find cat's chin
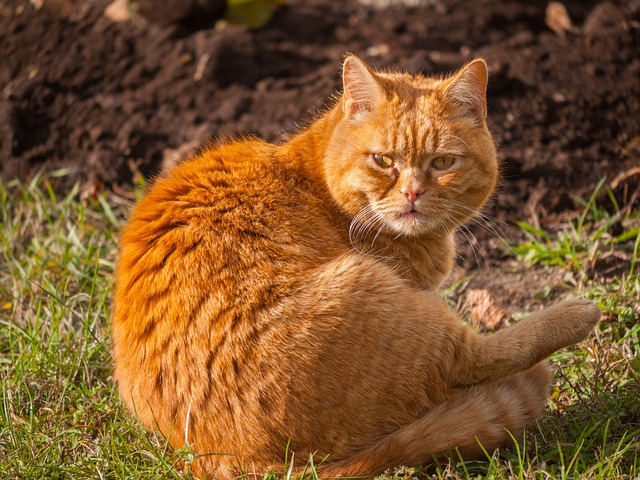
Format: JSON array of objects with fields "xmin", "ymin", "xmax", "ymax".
[{"xmin": 386, "ymin": 211, "xmax": 435, "ymax": 237}]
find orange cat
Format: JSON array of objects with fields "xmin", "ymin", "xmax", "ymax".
[{"xmin": 111, "ymin": 56, "xmax": 600, "ymax": 479}]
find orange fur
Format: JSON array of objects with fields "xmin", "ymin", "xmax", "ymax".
[{"xmin": 111, "ymin": 57, "xmax": 600, "ymax": 479}]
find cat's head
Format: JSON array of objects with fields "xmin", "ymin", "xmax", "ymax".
[{"xmin": 323, "ymin": 55, "xmax": 498, "ymax": 239}]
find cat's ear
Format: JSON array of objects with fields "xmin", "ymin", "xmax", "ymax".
[
  {"xmin": 444, "ymin": 59, "xmax": 488, "ymax": 122},
  {"xmin": 342, "ymin": 55, "xmax": 385, "ymax": 119}
]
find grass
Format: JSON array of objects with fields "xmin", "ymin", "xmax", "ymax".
[
  {"xmin": 0, "ymin": 171, "xmax": 191, "ymax": 478},
  {"xmin": 1, "ymin": 171, "xmax": 638, "ymax": 479}
]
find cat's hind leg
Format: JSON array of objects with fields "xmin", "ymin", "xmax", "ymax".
[{"xmin": 319, "ymin": 361, "xmax": 551, "ymax": 477}]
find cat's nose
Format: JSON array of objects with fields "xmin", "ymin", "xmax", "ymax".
[{"xmin": 402, "ymin": 187, "xmax": 424, "ymax": 203}]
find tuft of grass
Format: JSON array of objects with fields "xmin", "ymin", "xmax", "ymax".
[
  {"xmin": 0, "ymin": 172, "xmax": 192, "ymax": 479},
  {"xmin": 514, "ymin": 177, "xmax": 640, "ymax": 320},
  {"xmin": 475, "ymin": 178, "xmax": 640, "ymax": 480},
  {"xmin": 1, "ymin": 172, "xmax": 638, "ymax": 479},
  {"xmin": 514, "ymin": 179, "xmax": 637, "ymax": 265}
]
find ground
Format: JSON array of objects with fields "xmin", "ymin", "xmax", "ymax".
[
  {"xmin": 2, "ymin": 0, "xmax": 638, "ymax": 316},
  {"xmin": 1, "ymin": 1, "xmax": 639, "ymax": 477}
]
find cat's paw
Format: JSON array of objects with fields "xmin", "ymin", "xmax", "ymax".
[{"xmin": 544, "ymin": 299, "xmax": 601, "ymax": 343}]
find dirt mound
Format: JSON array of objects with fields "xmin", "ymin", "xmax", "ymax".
[{"xmin": 1, "ymin": 0, "xmax": 638, "ymax": 225}]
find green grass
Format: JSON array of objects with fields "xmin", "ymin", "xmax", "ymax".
[
  {"xmin": 0, "ymin": 172, "xmax": 191, "ymax": 478},
  {"xmin": 1, "ymin": 172, "xmax": 638, "ymax": 479}
]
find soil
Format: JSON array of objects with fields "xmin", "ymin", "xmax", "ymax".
[{"xmin": 1, "ymin": 0, "xmax": 639, "ymax": 317}]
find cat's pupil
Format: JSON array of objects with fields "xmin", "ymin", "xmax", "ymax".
[
  {"xmin": 432, "ymin": 157, "xmax": 455, "ymax": 170},
  {"xmin": 373, "ymin": 154, "xmax": 393, "ymax": 168}
]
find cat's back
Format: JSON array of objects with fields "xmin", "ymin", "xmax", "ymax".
[
  {"xmin": 134, "ymin": 138, "xmax": 322, "ymax": 238},
  {"xmin": 114, "ymin": 137, "xmax": 346, "ymax": 338},
  {"xmin": 112, "ymin": 137, "xmax": 350, "ymax": 446}
]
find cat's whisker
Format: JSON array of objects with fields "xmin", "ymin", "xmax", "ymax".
[
  {"xmin": 445, "ymin": 199, "xmax": 503, "ymax": 233},
  {"xmin": 424, "ymin": 206, "xmax": 488, "ymax": 270},
  {"xmin": 444, "ymin": 199, "xmax": 517, "ymax": 257},
  {"xmin": 458, "ymin": 223, "xmax": 488, "ymax": 270},
  {"xmin": 349, "ymin": 206, "xmax": 395, "ymax": 259},
  {"xmin": 371, "ymin": 228, "xmax": 384, "ymax": 247},
  {"xmin": 448, "ymin": 134, "xmax": 469, "ymax": 148},
  {"xmin": 369, "ymin": 213, "xmax": 388, "ymax": 247},
  {"xmin": 349, "ymin": 207, "xmax": 372, "ymax": 242},
  {"xmin": 436, "ymin": 200, "xmax": 515, "ymax": 267},
  {"xmin": 350, "ymin": 206, "xmax": 379, "ymax": 243}
]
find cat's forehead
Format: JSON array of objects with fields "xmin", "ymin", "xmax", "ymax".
[
  {"xmin": 377, "ymin": 104, "xmax": 464, "ymax": 161},
  {"xmin": 378, "ymin": 71, "xmax": 445, "ymax": 98},
  {"xmin": 364, "ymin": 70, "xmax": 467, "ymax": 160}
]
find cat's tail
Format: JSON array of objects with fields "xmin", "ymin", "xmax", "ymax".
[{"xmin": 316, "ymin": 362, "xmax": 551, "ymax": 478}]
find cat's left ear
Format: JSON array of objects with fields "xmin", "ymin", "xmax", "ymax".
[
  {"xmin": 342, "ymin": 55, "xmax": 385, "ymax": 119},
  {"xmin": 444, "ymin": 59, "xmax": 488, "ymax": 122}
]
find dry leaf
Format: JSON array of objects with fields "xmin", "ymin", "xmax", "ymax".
[
  {"xmin": 545, "ymin": 2, "xmax": 576, "ymax": 37},
  {"xmin": 466, "ymin": 289, "xmax": 509, "ymax": 330},
  {"xmin": 105, "ymin": 0, "xmax": 131, "ymax": 22},
  {"xmin": 79, "ymin": 179, "xmax": 105, "ymax": 206}
]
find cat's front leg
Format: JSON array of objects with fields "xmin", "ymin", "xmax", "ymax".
[{"xmin": 451, "ymin": 299, "xmax": 601, "ymax": 386}]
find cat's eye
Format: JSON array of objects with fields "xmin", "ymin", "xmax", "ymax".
[
  {"xmin": 431, "ymin": 157, "xmax": 456, "ymax": 170},
  {"xmin": 373, "ymin": 154, "xmax": 394, "ymax": 168}
]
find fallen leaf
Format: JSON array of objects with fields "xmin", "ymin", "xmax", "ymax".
[
  {"xmin": 104, "ymin": 0, "xmax": 130, "ymax": 22},
  {"xmin": 545, "ymin": 2, "xmax": 576, "ymax": 37},
  {"xmin": 466, "ymin": 289, "xmax": 509, "ymax": 330}
]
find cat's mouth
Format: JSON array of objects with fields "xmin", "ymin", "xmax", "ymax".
[
  {"xmin": 393, "ymin": 208, "xmax": 432, "ymax": 235},
  {"xmin": 399, "ymin": 209, "xmax": 422, "ymax": 220},
  {"xmin": 376, "ymin": 206, "xmax": 430, "ymax": 236}
]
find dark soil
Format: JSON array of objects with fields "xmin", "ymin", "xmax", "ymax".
[{"xmin": 1, "ymin": 0, "xmax": 639, "ymax": 312}]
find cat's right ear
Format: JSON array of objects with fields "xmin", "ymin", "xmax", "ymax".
[
  {"xmin": 443, "ymin": 59, "xmax": 488, "ymax": 123},
  {"xmin": 342, "ymin": 55, "xmax": 384, "ymax": 119}
]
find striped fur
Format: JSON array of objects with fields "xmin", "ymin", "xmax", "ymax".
[{"xmin": 111, "ymin": 57, "xmax": 600, "ymax": 479}]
